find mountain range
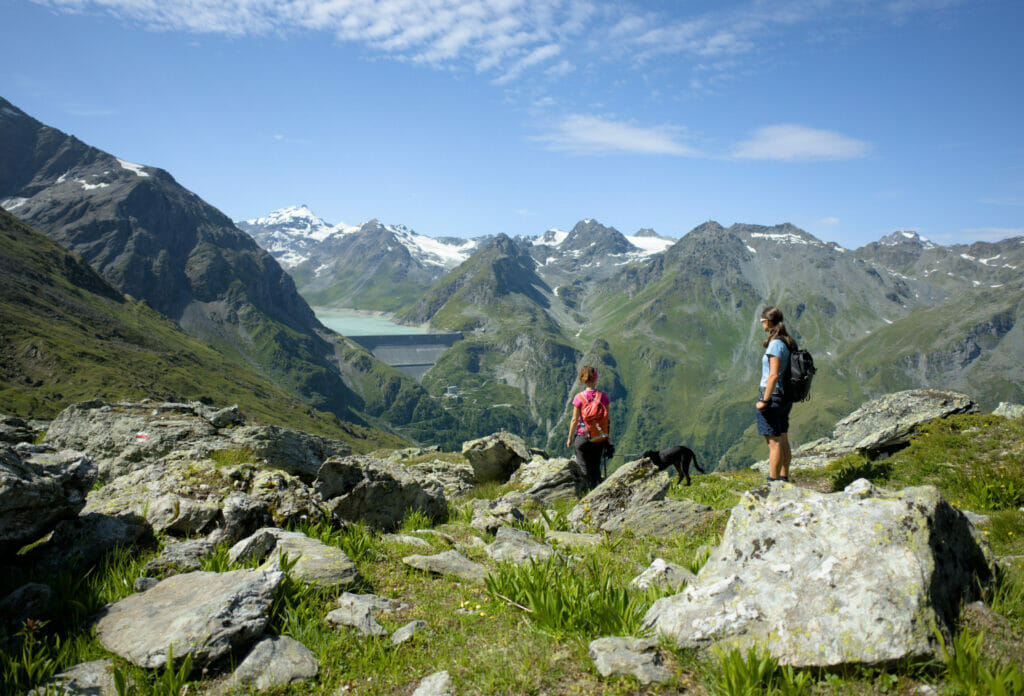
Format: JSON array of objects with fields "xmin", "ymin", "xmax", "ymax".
[
  {"xmin": 243, "ymin": 206, "xmax": 1024, "ymax": 469},
  {"xmin": 3, "ymin": 94, "xmax": 1022, "ymax": 469}
]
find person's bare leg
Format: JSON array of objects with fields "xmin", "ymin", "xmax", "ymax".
[
  {"xmin": 779, "ymin": 434, "xmax": 791, "ymax": 480},
  {"xmin": 766, "ymin": 436, "xmax": 783, "ymax": 479}
]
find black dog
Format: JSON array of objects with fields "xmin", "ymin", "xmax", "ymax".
[{"xmin": 643, "ymin": 446, "xmax": 705, "ymax": 486}]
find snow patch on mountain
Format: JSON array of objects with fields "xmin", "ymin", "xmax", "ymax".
[
  {"xmin": 625, "ymin": 233, "xmax": 673, "ymax": 254},
  {"xmin": 116, "ymin": 159, "xmax": 149, "ymax": 177}
]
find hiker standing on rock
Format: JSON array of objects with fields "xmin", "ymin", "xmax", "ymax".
[
  {"xmin": 757, "ymin": 306, "xmax": 796, "ymax": 483},
  {"xmin": 567, "ymin": 365, "xmax": 611, "ymax": 489}
]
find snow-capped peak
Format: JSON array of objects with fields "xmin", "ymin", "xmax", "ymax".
[
  {"xmin": 532, "ymin": 228, "xmax": 568, "ymax": 246},
  {"xmin": 879, "ymin": 230, "xmax": 935, "ymax": 249}
]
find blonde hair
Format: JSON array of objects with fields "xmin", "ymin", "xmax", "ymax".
[{"xmin": 578, "ymin": 365, "xmax": 598, "ymax": 386}]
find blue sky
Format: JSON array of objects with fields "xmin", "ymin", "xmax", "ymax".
[{"xmin": 3, "ymin": 0, "xmax": 1022, "ymax": 248}]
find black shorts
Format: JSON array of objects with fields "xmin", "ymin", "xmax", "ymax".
[{"xmin": 756, "ymin": 394, "xmax": 791, "ymax": 437}]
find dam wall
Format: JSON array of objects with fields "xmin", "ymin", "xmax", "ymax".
[{"xmin": 350, "ymin": 333, "xmax": 463, "ymax": 381}]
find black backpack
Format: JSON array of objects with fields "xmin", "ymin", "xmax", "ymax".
[{"xmin": 784, "ymin": 346, "xmax": 816, "ymax": 402}]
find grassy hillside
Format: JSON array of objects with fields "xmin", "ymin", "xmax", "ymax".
[
  {"xmin": 0, "ymin": 209, "xmax": 405, "ymax": 450},
  {"xmin": 3, "ymin": 413, "xmax": 1021, "ymax": 695}
]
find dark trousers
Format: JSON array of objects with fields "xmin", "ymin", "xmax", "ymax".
[{"xmin": 573, "ymin": 433, "xmax": 605, "ymax": 489}]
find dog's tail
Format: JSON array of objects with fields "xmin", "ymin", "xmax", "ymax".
[{"xmin": 692, "ymin": 452, "xmax": 706, "ymax": 474}]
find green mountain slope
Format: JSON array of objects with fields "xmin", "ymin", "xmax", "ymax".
[{"xmin": 0, "ymin": 208, "xmax": 405, "ymax": 449}]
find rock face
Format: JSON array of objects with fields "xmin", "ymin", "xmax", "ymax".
[
  {"xmin": 567, "ymin": 457, "xmax": 670, "ymax": 530},
  {"xmin": 760, "ymin": 390, "xmax": 978, "ymax": 471},
  {"xmin": 642, "ymin": 480, "xmax": 994, "ymax": 667},
  {"xmin": 0, "ymin": 445, "xmax": 97, "ymax": 555},
  {"xmin": 461, "ymin": 432, "xmax": 530, "ymax": 483},
  {"xmin": 316, "ymin": 455, "xmax": 447, "ymax": 530},
  {"xmin": 0, "ymin": 415, "xmax": 45, "ymax": 444},
  {"xmin": 95, "ymin": 569, "xmax": 282, "ymax": 668}
]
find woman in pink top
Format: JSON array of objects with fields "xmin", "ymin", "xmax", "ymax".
[{"xmin": 566, "ymin": 365, "xmax": 611, "ymax": 489}]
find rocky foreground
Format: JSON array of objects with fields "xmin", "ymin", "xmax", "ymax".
[{"xmin": 1, "ymin": 390, "xmax": 1021, "ymax": 694}]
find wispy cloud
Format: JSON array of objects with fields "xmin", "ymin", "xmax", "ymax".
[
  {"xmin": 731, "ymin": 124, "xmax": 872, "ymax": 161},
  {"xmin": 818, "ymin": 216, "xmax": 840, "ymax": 226},
  {"xmin": 535, "ymin": 114, "xmax": 698, "ymax": 156},
  {"xmin": 32, "ymin": 0, "xmax": 961, "ymax": 86}
]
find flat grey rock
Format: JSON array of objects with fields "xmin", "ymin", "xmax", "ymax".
[
  {"xmin": 484, "ymin": 526, "xmax": 556, "ymax": 565},
  {"xmin": 412, "ymin": 670, "xmax": 453, "ymax": 696},
  {"xmin": 403, "ymin": 549, "xmax": 487, "ymax": 584},
  {"xmin": 95, "ymin": 569, "xmax": 282, "ymax": 668}
]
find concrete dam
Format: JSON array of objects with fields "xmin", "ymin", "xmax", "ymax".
[{"xmin": 350, "ymin": 333, "xmax": 463, "ymax": 381}]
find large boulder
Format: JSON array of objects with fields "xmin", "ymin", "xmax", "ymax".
[
  {"xmin": 43, "ymin": 399, "xmax": 350, "ymax": 481},
  {"xmin": 404, "ymin": 459, "xmax": 477, "ymax": 498},
  {"xmin": 83, "ymin": 452, "xmax": 327, "ymax": 543},
  {"xmin": 43, "ymin": 400, "xmax": 219, "ymax": 479},
  {"xmin": 507, "ymin": 456, "xmax": 587, "ymax": 504},
  {"xmin": 461, "ymin": 432, "xmax": 530, "ymax": 483},
  {"xmin": 566, "ymin": 457, "xmax": 670, "ymax": 531},
  {"xmin": 642, "ymin": 480, "xmax": 995, "ymax": 668},
  {"xmin": 993, "ymin": 402, "xmax": 1024, "ymax": 419},
  {"xmin": 225, "ymin": 425, "xmax": 350, "ymax": 479},
  {"xmin": 95, "ymin": 569, "xmax": 282, "ymax": 668},
  {"xmin": 0, "ymin": 445, "xmax": 97, "ymax": 555},
  {"xmin": 316, "ymin": 456, "xmax": 447, "ymax": 531},
  {"xmin": 757, "ymin": 390, "xmax": 977, "ymax": 472}
]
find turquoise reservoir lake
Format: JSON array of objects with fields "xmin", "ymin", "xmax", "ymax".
[{"xmin": 314, "ymin": 309, "xmax": 427, "ymax": 336}]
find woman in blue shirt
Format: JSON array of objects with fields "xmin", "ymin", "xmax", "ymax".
[{"xmin": 756, "ymin": 306, "xmax": 796, "ymax": 482}]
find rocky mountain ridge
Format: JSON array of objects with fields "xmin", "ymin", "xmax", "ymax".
[{"xmin": 0, "ymin": 96, "xmax": 464, "ymax": 448}]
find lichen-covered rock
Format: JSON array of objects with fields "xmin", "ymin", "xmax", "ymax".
[
  {"xmin": 229, "ymin": 527, "xmax": 361, "ymax": 588},
  {"xmin": 404, "ymin": 459, "xmax": 476, "ymax": 498},
  {"xmin": 469, "ymin": 499, "xmax": 525, "ymax": 535},
  {"xmin": 325, "ymin": 592, "xmax": 409, "ymax": 636},
  {"xmin": 484, "ymin": 526, "xmax": 556, "ymax": 566},
  {"xmin": 95, "ymin": 569, "xmax": 282, "ymax": 668},
  {"xmin": 403, "ymin": 550, "xmax": 487, "ymax": 584},
  {"xmin": 567, "ymin": 457, "xmax": 670, "ymax": 531},
  {"xmin": 142, "ymin": 538, "xmax": 216, "ymax": 578},
  {"xmin": 599, "ymin": 499, "xmax": 719, "ymax": 537},
  {"xmin": 588, "ymin": 637, "xmax": 670, "ymax": 685},
  {"xmin": 33, "ymin": 659, "xmax": 120, "ymax": 696},
  {"xmin": 0, "ymin": 445, "xmax": 96, "ymax": 555},
  {"xmin": 461, "ymin": 432, "xmax": 530, "ymax": 483},
  {"xmin": 507, "ymin": 456, "xmax": 587, "ymax": 505},
  {"xmin": 42, "ymin": 399, "xmax": 350, "ymax": 481},
  {"xmin": 754, "ymin": 390, "xmax": 978, "ymax": 472},
  {"xmin": 82, "ymin": 452, "xmax": 326, "ymax": 543},
  {"xmin": 316, "ymin": 455, "xmax": 447, "ymax": 531},
  {"xmin": 642, "ymin": 480, "xmax": 995, "ymax": 668},
  {"xmin": 217, "ymin": 636, "xmax": 318, "ymax": 692},
  {"xmin": 43, "ymin": 400, "xmax": 218, "ymax": 479}
]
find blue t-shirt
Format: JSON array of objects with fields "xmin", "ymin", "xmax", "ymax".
[{"xmin": 760, "ymin": 339, "xmax": 790, "ymax": 395}]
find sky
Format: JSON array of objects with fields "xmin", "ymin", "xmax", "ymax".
[{"xmin": 2, "ymin": 0, "xmax": 1023, "ymax": 248}]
